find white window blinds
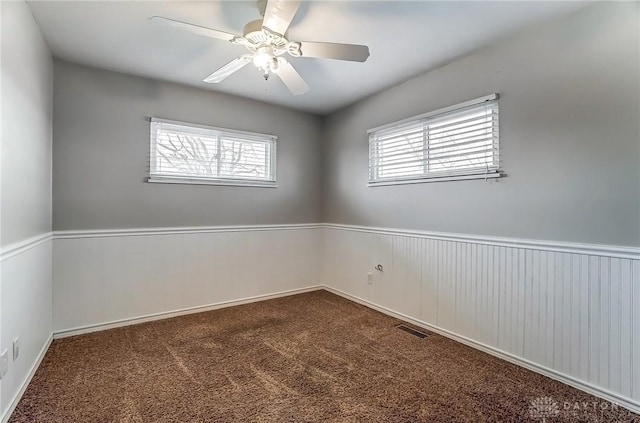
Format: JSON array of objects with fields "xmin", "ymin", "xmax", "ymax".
[
  {"xmin": 368, "ymin": 95, "xmax": 500, "ymax": 185},
  {"xmin": 149, "ymin": 118, "xmax": 276, "ymax": 187}
]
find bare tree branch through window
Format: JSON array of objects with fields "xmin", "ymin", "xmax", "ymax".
[{"xmin": 150, "ymin": 120, "xmax": 275, "ymax": 185}]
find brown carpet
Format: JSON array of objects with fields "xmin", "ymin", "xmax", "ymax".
[{"xmin": 10, "ymin": 290, "xmax": 638, "ymax": 422}]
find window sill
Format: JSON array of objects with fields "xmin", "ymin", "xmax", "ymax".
[
  {"xmin": 147, "ymin": 177, "xmax": 277, "ymax": 188},
  {"xmin": 368, "ymin": 171, "xmax": 503, "ymax": 187}
]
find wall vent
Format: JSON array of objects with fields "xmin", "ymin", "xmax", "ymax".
[{"xmin": 395, "ymin": 324, "xmax": 429, "ymax": 338}]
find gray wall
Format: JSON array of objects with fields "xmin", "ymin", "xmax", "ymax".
[
  {"xmin": 1, "ymin": 1, "xmax": 53, "ymax": 246},
  {"xmin": 0, "ymin": 3, "xmax": 54, "ymax": 418},
  {"xmin": 51, "ymin": 2, "xmax": 640, "ymax": 246},
  {"xmin": 323, "ymin": 1, "xmax": 640, "ymax": 247},
  {"xmin": 53, "ymin": 61, "xmax": 323, "ymax": 230}
]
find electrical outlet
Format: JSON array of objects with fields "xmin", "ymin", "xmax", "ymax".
[
  {"xmin": 13, "ymin": 338, "xmax": 20, "ymax": 361},
  {"xmin": 367, "ymin": 272, "xmax": 373, "ymax": 285},
  {"xmin": 0, "ymin": 349, "xmax": 8, "ymax": 380}
]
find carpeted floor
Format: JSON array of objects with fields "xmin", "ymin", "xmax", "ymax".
[{"xmin": 10, "ymin": 290, "xmax": 638, "ymax": 422}]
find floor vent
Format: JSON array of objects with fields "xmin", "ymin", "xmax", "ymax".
[{"xmin": 395, "ymin": 324, "xmax": 429, "ymax": 338}]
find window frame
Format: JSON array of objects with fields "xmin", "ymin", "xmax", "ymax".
[
  {"xmin": 148, "ymin": 118, "xmax": 277, "ymax": 188},
  {"xmin": 368, "ymin": 94, "xmax": 502, "ymax": 186}
]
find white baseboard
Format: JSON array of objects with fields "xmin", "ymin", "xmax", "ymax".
[
  {"xmin": 1, "ymin": 334, "xmax": 53, "ymax": 423},
  {"xmin": 5, "ymin": 287, "xmax": 323, "ymax": 422},
  {"xmin": 6, "ymin": 286, "xmax": 639, "ymax": 420},
  {"xmin": 54, "ymin": 286, "xmax": 324, "ymax": 339},
  {"xmin": 322, "ymin": 285, "xmax": 640, "ymax": 416}
]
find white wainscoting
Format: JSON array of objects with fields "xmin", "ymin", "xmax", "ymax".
[
  {"xmin": 5, "ymin": 223, "xmax": 640, "ymax": 419},
  {"xmin": 322, "ymin": 224, "xmax": 640, "ymax": 414},
  {"xmin": 0, "ymin": 234, "xmax": 53, "ymax": 423},
  {"xmin": 53, "ymin": 225, "xmax": 322, "ymax": 335}
]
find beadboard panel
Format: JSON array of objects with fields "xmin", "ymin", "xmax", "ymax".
[
  {"xmin": 323, "ymin": 226, "xmax": 640, "ymax": 409},
  {"xmin": 0, "ymin": 238, "xmax": 52, "ymax": 420},
  {"xmin": 53, "ymin": 227, "xmax": 321, "ymax": 333}
]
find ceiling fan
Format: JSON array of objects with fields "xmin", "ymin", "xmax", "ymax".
[{"xmin": 150, "ymin": 0, "xmax": 370, "ymax": 95}]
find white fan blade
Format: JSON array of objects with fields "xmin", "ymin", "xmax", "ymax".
[
  {"xmin": 262, "ymin": 0, "xmax": 301, "ymax": 36},
  {"xmin": 276, "ymin": 60, "xmax": 309, "ymax": 95},
  {"xmin": 150, "ymin": 16, "xmax": 237, "ymax": 41},
  {"xmin": 203, "ymin": 56, "xmax": 252, "ymax": 83},
  {"xmin": 299, "ymin": 41, "xmax": 370, "ymax": 62}
]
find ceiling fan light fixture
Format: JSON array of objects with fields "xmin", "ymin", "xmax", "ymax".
[
  {"xmin": 269, "ymin": 57, "xmax": 282, "ymax": 73},
  {"xmin": 252, "ymin": 47, "xmax": 282, "ymax": 78},
  {"xmin": 253, "ymin": 48, "xmax": 273, "ymax": 69}
]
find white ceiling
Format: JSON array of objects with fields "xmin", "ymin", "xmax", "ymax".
[{"xmin": 28, "ymin": 1, "xmax": 588, "ymax": 115}]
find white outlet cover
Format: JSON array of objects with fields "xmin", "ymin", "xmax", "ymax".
[
  {"xmin": 0, "ymin": 349, "xmax": 8, "ymax": 380},
  {"xmin": 367, "ymin": 272, "xmax": 373, "ymax": 285},
  {"xmin": 13, "ymin": 338, "xmax": 20, "ymax": 361}
]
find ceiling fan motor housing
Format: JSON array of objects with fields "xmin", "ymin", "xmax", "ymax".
[
  {"xmin": 240, "ymin": 20, "xmax": 301, "ymax": 58},
  {"xmin": 243, "ymin": 19, "xmax": 267, "ymax": 44}
]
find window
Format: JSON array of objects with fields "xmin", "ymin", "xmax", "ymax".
[
  {"xmin": 149, "ymin": 118, "xmax": 276, "ymax": 187},
  {"xmin": 368, "ymin": 94, "xmax": 500, "ymax": 185}
]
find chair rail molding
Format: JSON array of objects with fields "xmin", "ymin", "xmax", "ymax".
[{"xmin": 323, "ymin": 223, "xmax": 640, "ymax": 260}]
